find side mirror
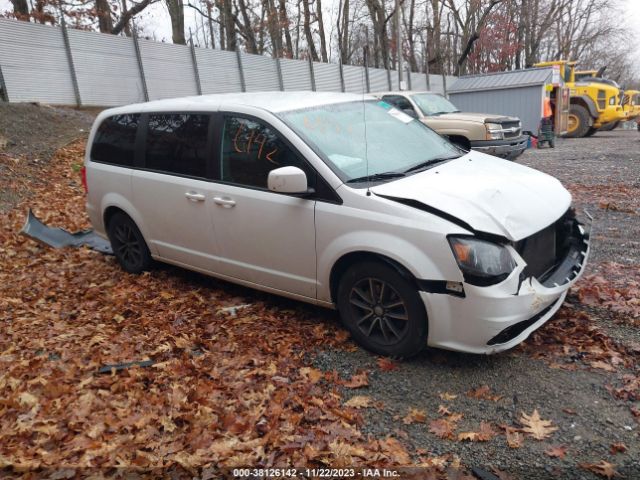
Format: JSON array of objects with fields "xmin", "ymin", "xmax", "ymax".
[{"xmin": 268, "ymin": 166, "xmax": 310, "ymax": 195}]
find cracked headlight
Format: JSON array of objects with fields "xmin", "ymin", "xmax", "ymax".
[
  {"xmin": 448, "ymin": 236, "xmax": 517, "ymax": 286},
  {"xmin": 485, "ymin": 122, "xmax": 503, "ymax": 140}
]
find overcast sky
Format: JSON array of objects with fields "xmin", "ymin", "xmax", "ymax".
[{"xmin": 1, "ymin": 0, "xmax": 639, "ymax": 74}]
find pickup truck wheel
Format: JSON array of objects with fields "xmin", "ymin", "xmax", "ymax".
[
  {"xmin": 107, "ymin": 212, "xmax": 152, "ymax": 274},
  {"xmin": 566, "ymin": 105, "xmax": 591, "ymax": 138},
  {"xmin": 337, "ymin": 261, "xmax": 428, "ymax": 358}
]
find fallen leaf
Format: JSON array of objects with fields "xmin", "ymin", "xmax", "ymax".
[
  {"xmin": 344, "ymin": 396, "xmax": 373, "ymax": 409},
  {"xmin": 341, "ymin": 371, "xmax": 369, "ymax": 389},
  {"xmin": 457, "ymin": 422, "xmax": 496, "ymax": 442},
  {"xmin": 467, "ymin": 385, "xmax": 503, "ymax": 402},
  {"xmin": 544, "ymin": 445, "xmax": 568, "ymax": 459},
  {"xmin": 519, "ymin": 409, "xmax": 558, "ymax": 440},
  {"xmin": 439, "ymin": 392, "xmax": 457, "ymax": 401},
  {"xmin": 580, "ymin": 460, "xmax": 620, "ymax": 479},
  {"xmin": 429, "ymin": 419, "xmax": 455, "ymax": 439},
  {"xmin": 610, "ymin": 442, "xmax": 627, "ymax": 455},
  {"xmin": 505, "ymin": 427, "xmax": 524, "ymax": 448},
  {"xmin": 590, "ymin": 360, "xmax": 616, "ymax": 372},
  {"xmin": 402, "ymin": 408, "xmax": 427, "ymax": 425},
  {"xmin": 376, "ymin": 357, "xmax": 399, "ymax": 372},
  {"xmin": 18, "ymin": 392, "xmax": 38, "ymax": 408},
  {"xmin": 300, "ymin": 367, "xmax": 324, "ymax": 384}
]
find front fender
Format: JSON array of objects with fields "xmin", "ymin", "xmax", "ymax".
[{"xmin": 316, "ymin": 230, "xmax": 462, "ymax": 303}]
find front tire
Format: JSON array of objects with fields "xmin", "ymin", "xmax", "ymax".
[
  {"xmin": 107, "ymin": 212, "xmax": 152, "ymax": 274},
  {"xmin": 337, "ymin": 261, "xmax": 428, "ymax": 357},
  {"xmin": 566, "ymin": 104, "xmax": 591, "ymax": 138}
]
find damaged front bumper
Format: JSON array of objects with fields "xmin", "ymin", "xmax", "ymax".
[
  {"xmin": 422, "ymin": 212, "xmax": 591, "ymax": 354},
  {"xmin": 470, "ymin": 135, "xmax": 529, "ymax": 160}
]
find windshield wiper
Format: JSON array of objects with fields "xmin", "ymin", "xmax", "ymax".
[
  {"xmin": 403, "ymin": 155, "xmax": 461, "ymax": 174},
  {"xmin": 430, "ymin": 110, "xmax": 459, "ymax": 116},
  {"xmin": 346, "ymin": 172, "xmax": 406, "ymax": 184}
]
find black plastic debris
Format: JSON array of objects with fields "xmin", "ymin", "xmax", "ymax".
[
  {"xmin": 20, "ymin": 209, "xmax": 113, "ymax": 255},
  {"xmin": 97, "ymin": 360, "xmax": 156, "ymax": 374}
]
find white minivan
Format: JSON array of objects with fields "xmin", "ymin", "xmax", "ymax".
[{"xmin": 85, "ymin": 92, "xmax": 590, "ymax": 357}]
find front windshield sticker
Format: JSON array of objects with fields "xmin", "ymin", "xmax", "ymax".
[
  {"xmin": 377, "ymin": 101, "xmax": 392, "ymax": 110},
  {"xmin": 388, "ymin": 108, "xmax": 413, "ymax": 124}
]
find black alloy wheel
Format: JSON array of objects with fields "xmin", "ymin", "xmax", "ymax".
[
  {"xmin": 337, "ymin": 261, "xmax": 428, "ymax": 357},
  {"xmin": 107, "ymin": 212, "xmax": 152, "ymax": 274}
]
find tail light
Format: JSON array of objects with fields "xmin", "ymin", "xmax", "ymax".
[{"xmin": 81, "ymin": 166, "xmax": 88, "ymax": 194}]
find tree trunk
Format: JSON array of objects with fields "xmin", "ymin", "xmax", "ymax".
[
  {"xmin": 206, "ymin": 0, "xmax": 216, "ymax": 48},
  {"xmin": 316, "ymin": 0, "xmax": 329, "ymax": 62},
  {"xmin": 302, "ymin": 0, "xmax": 319, "ymax": 61},
  {"xmin": 278, "ymin": 0, "xmax": 294, "ymax": 58},
  {"xmin": 237, "ymin": 0, "xmax": 258, "ymax": 53},
  {"xmin": 165, "ymin": 0, "xmax": 186, "ymax": 44},
  {"xmin": 10, "ymin": 0, "xmax": 29, "ymax": 20},
  {"xmin": 96, "ymin": 0, "xmax": 114, "ymax": 33}
]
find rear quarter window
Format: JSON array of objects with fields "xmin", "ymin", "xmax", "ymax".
[{"xmin": 90, "ymin": 114, "xmax": 140, "ymax": 166}]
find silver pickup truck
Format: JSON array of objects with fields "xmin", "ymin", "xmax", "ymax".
[{"xmin": 376, "ymin": 91, "xmax": 529, "ymax": 160}]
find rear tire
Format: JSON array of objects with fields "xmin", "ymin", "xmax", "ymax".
[
  {"xmin": 566, "ymin": 104, "xmax": 591, "ymax": 138},
  {"xmin": 107, "ymin": 212, "xmax": 152, "ymax": 274},
  {"xmin": 599, "ymin": 121, "xmax": 619, "ymax": 132},
  {"xmin": 337, "ymin": 261, "xmax": 428, "ymax": 358}
]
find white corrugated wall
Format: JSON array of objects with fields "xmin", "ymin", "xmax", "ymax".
[
  {"xmin": 241, "ymin": 53, "xmax": 280, "ymax": 92},
  {"xmin": 368, "ymin": 68, "xmax": 389, "ymax": 92},
  {"xmin": 195, "ymin": 48, "xmax": 242, "ymax": 94},
  {"xmin": 342, "ymin": 65, "xmax": 366, "ymax": 93},
  {"xmin": 68, "ymin": 29, "xmax": 144, "ymax": 106},
  {"xmin": 280, "ymin": 58, "xmax": 311, "ymax": 91},
  {"xmin": 313, "ymin": 62, "xmax": 342, "ymax": 92},
  {"xmin": 139, "ymin": 40, "xmax": 198, "ymax": 100},
  {"xmin": 0, "ymin": 19, "xmax": 76, "ymax": 104}
]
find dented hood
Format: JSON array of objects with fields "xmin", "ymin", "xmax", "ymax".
[{"xmin": 370, "ymin": 152, "xmax": 571, "ymax": 241}]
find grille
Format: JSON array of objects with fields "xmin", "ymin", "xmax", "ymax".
[
  {"xmin": 500, "ymin": 120, "xmax": 521, "ymax": 139},
  {"xmin": 514, "ymin": 210, "xmax": 576, "ymax": 282}
]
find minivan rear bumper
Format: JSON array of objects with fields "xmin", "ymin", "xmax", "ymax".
[{"xmin": 470, "ymin": 135, "xmax": 528, "ymax": 160}]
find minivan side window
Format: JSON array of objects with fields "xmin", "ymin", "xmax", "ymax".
[
  {"xmin": 145, "ymin": 113, "xmax": 210, "ymax": 178},
  {"xmin": 91, "ymin": 114, "xmax": 140, "ymax": 166},
  {"xmin": 220, "ymin": 116, "xmax": 313, "ymax": 189}
]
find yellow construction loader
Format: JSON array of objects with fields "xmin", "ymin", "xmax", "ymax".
[
  {"xmin": 575, "ymin": 69, "xmax": 637, "ymax": 131},
  {"xmin": 534, "ymin": 61, "xmax": 626, "ymax": 137}
]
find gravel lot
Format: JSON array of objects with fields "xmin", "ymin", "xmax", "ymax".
[
  {"xmin": 312, "ymin": 131, "xmax": 640, "ymax": 479},
  {"xmin": 1, "ymin": 103, "xmax": 639, "ymax": 478}
]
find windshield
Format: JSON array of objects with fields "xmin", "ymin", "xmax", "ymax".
[
  {"xmin": 278, "ymin": 100, "xmax": 461, "ymax": 183},
  {"xmin": 411, "ymin": 93, "xmax": 459, "ymax": 116}
]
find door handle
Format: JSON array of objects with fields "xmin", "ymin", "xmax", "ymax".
[
  {"xmin": 213, "ymin": 196, "xmax": 236, "ymax": 208},
  {"xmin": 185, "ymin": 191, "xmax": 205, "ymax": 202}
]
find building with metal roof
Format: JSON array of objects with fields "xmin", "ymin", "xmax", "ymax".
[{"xmin": 448, "ymin": 67, "xmax": 562, "ymax": 133}]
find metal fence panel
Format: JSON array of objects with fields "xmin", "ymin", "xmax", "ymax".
[
  {"xmin": 139, "ymin": 40, "xmax": 198, "ymax": 100},
  {"xmin": 367, "ymin": 67, "xmax": 388, "ymax": 92},
  {"xmin": 0, "ymin": 19, "xmax": 76, "ymax": 104},
  {"xmin": 410, "ymin": 72, "xmax": 427, "ymax": 91},
  {"xmin": 342, "ymin": 65, "xmax": 367, "ymax": 93},
  {"xmin": 195, "ymin": 48, "xmax": 242, "ymax": 94},
  {"xmin": 241, "ymin": 53, "xmax": 280, "ymax": 92},
  {"xmin": 68, "ymin": 29, "xmax": 144, "ymax": 106},
  {"xmin": 313, "ymin": 62, "xmax": 341, "ymax": 92},
  {"xmin": 280, "ymin": 58, "xmax": 312, "ymax": 91},
  {"xmin": 389, "ymin": 70, "xmax": 400, "ymax": 90}
]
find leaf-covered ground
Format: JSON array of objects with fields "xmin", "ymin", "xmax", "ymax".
[{"xmin": 1, "ymin": 106, "xmax": 639, "ymax": 479}]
